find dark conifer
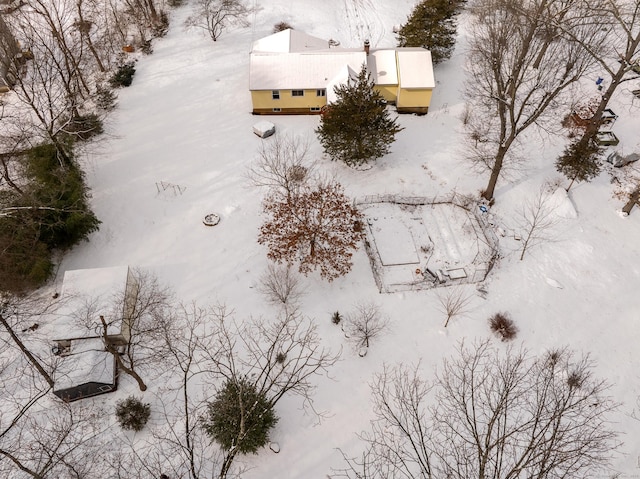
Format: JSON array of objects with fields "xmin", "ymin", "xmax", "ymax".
[
  {"xmin": 397, "ymin": 0, "xmax": 462, "ymax": 64},
  {"xmin": 316, "ymin": 65, "xmax": 403, "ymax": 167},
  {"xmin": 556, "ymin": 136, "xmax": 602, "ymax": 191},
  {"xmin": 203, "ymin": 378, "xmax": 277, "ymax": 454}
]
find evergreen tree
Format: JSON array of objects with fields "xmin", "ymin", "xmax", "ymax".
[
  {"xmin": 203, "ymin": 378, "xmax": 278, "ymax": 455},
  {"xmin": 24, "ymin": 144, "xmax": 100, "ymax": 249},
  {"xmin": 397, "ymin": 0, "xmax": 461, "ymax": 64},
  {"xmin": 316, "ymin": 65, "xmax": 403, "ymax": 167},
  {"xmin": 115, "ymin": 396, "xmax": 151, "ymax": 432},
  {"xmin": 556, "ymin": 136, "xmax": 602, "ymax": 192}
]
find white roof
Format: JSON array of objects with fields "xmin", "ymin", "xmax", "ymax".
[
  {"xmin": 326, "ymin": 64, "xmax": 359, "ymax": 103},
  {"xmin": 250, "ymin": 51, "xmax": 367, "ymax": 90},
  {"xmin": 52, "ymin": 266, "xmax": 130, "ymax": 341},
  {"xmin": 251, "ymin": 29, "xmax": 329, "ymax": 53},
  {"xmin": 367, "ymin": 49, "xmax": 398, "ymax": 86},
  {"xmin": 53, "ymin": 338, "xmax": 115, "ymax": 391},
  {"xmin": 397, "ymin": 48, "xmax": 435, "ymax": 89}
]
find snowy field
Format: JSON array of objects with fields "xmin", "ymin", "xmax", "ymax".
[{"xmin": 16, "ymin": 0, "xmax": 640, "ymax": 477}]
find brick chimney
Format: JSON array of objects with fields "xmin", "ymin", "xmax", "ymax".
[{"xmin": 364, "ymin": 39, "xmax": 370, "ymax": 56}]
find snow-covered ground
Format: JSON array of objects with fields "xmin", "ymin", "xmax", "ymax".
[{"xmin": 37, "ymin": 0, "xmax": 640, "ymax": 477}]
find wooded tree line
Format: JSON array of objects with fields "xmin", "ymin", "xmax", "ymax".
[
  {"xmin": 0, "ymin": 0, "xmax": 264, "ymax": 291},
  {"xmin": 0, "ymin": 0, "xmax": 173, "ymax": 291}
]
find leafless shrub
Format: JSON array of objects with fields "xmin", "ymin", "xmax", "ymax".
[
  {"xmin": 247, "ymin": 133, "xmax": 314, "ymax": 200},
  {"xmin": 343, "ymin": 302, "xmax": 388, "ymax": 355},
  {"xmin": 437, "ymin": 286, "xmax": 474, "ymax": 327},
  {"xmin": 257, "ymin": 263, "xmax": 305, "ymax": 307},
  {"xmin": 489, "ymin": 312, "xmax": 517, "ymax": 341},
  {"xmin": 517, "ymin": 186, "xmax": 559, "ymax": 260}
]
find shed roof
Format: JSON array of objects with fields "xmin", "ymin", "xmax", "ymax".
[
  {"xmin": 52, "ymin": 266, "xmax": 130, "ymax": 341},
  {"xmin": 251, "ymin": 29, "xmax": 329, "ymax": 53},
  {"xmin": 250, "ymin": 51, "xmax": 367, "ymax": 90},
  {"xmin": 53, "ymin": 338, "xmax": 115, "ymax": 392},
  {"xmin": 367, "ymin": 49, "xmax": 398, "ymax": 86},
  {"xmin": 396, "ymin": 48, "xmax": 435, "ymax": 89}
]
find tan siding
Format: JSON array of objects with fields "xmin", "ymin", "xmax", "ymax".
[
  {"xmin": 252, "ymin": 89, "xmax": 327, "ymax": 113},
  {"xmin": 397, "ymin": 88, "xmax": 432, "ymax": 108},
  {"xmin": 374, "ymin": 85, "xmax": 398, "ymax": 103}
]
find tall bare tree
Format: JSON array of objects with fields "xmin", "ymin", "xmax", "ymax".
[
  {"xmin": 110, "ymin": 303, "xmax": 223, "ymax": 479},
  {"xmin": 465, "ymin": 0, "xmax": 604, "ymax": 201},
  {"xmin": 108, "ymin": 302, "xmax": 339, "ymax": 479},
  {"xmin": 0, "ymin": 292, "xmax": 60, "ymax": 387},
  {"xmin": 185, "ymin": 0, "xmax": 255, "ymax": 41},
  {"xmin": 202, "ymin": 307, "xmax": 340, "ymax": 479},
  {"xmin": 341, "ymin": 341, "xmax": 619, "ymax": 479},
  {"xmin": 247, "ymin": 133, "xmax": 315, "ymax": 202},
  {"xmin": 7, "ymin": 10, "xmax": 83, "ymax": 163},
  {"xmin": 0, "ymin": 296, "xmax": 109, "ymax": 479},
  {"xmin": 558, "ymin": 0, "xmax": 640, "ymax": 149},
  {"xmin": 77, "ymin": 269, "xmax": 175, "ymax": 391},
  {"xmin": 0, "ymin": 399, "xmax": 108, "ymax": 479}
]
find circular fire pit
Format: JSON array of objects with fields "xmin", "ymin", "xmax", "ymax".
[{"xmin": 203, "ymin": 213, "xmax": 220, "ymax": 226}]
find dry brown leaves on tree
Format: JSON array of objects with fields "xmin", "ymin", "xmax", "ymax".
[{"xmin": 258, "ymin": 182, "xmax": 364, "ymax": 281}]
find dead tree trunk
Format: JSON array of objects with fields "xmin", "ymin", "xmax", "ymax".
[
  {"xmin": 100, "ymin": 316, "xmax": 147, "ymax": 391},
  {"xmin": 622, "ymin": 185, "xmax": 640, "ymax": 215}
]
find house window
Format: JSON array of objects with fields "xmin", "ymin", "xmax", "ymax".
[
  {"xmin": 272, "ymin": 90, "xmax": 280, "ymax": 100},
  {"xmin": 316, "ymin": 89, "xmax": 326, "ymax": 97},
  {"xmin": 272, "ymin": 108, "xmax": 281, "ymax": 112},
  {"xmin": 310, "ymin": 107, "xmax": 321, "ymax": 112},
  {"xmin": 292, "ymin": 90, "xmax": 304, "ymax": 97}
]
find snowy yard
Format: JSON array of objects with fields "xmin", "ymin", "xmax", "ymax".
[
  {"xmin": 50, "ymin": 1, "xmax": 640, "ymax": 476},
  {"xmin": 3, "ymin": 0, "xmax": 640, "ymax": 478}
]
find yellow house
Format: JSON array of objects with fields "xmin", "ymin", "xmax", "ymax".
[
  {"xmin": 368, "ymin": 48, "xmax": 435, "ymax": 114},
  {"xmin": 249, "ymin": 29, "xmax": 435, "ymax": 115}
]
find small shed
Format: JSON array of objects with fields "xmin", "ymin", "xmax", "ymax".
[
  {"xmin": 52, "ymin": 266, "xmax": 139, "ymax": 346},
  {"xmin": 53, "ymin": 338, "xmax": 117, "ymax": 402}
]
